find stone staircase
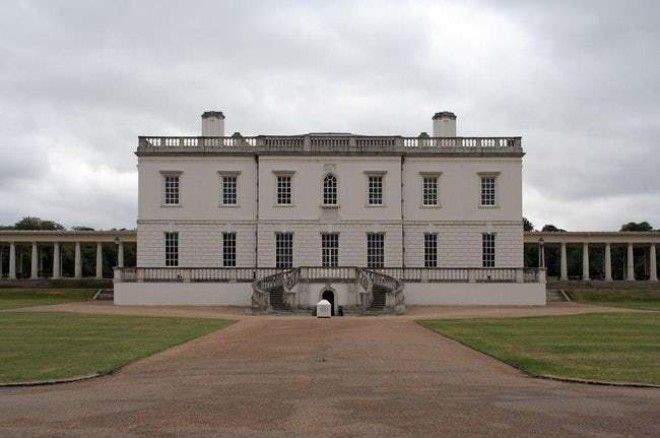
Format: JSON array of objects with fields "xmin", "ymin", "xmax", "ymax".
[
  {"xmin": 362, "ymin": 287, "xmax": 388, "ymax": 315},
  {"xmin": 93, "ymin": 289, "xmax": 114, "ymax": 301},
  {"xmin": 546, "ymin": 289, "xmax": 569, "ymax": 303},
  {"xmin": 269, "ymin": 287, "xmax": 291, "ymax": 313}
]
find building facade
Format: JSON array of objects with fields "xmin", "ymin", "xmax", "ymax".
[
  {"xmin": 115, "ymin": 111, "xmax": 545, "ymax": 309},
  {"xmin": 138, "ymin": 111, "xmax": 523, "ymax": 270}
]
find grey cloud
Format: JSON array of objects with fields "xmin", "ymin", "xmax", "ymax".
[{"xmin": 0, "ymin": 0, "xmax": 658, "ymax": 230}]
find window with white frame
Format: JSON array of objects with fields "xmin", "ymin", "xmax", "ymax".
[
  {"xmin": 422, "ymin": 176, "xmax": 439, "ymax": 206},
  {"xmin": 424, "ymin": 233, "xmax": 438, "ymax": 267},
  {"xmin": 482, "ymin": 233, "xmax": 495, "ymax": 267},
  {"xmin": 323, "ymin": 174, "xmax": 338, "ymax": 206},
  {"xmin": 222, "ymin": 232, "xmax": 236, "ymax": 267},
  {"xmin": 164, "ymin": 175, "xmax": 180, "ymax": 205},
  {"xmin": 221, "ymin": 176, "xmax": 237, "ymax": 205},
  {"xmin": 367, "ymin": 232, "xmax": 385, "ymax": 268},
  {"xmin": 276, "ymin": 175, "xmax": 292, "ymax": 205},
  {"xmin": 367, "ymin": 175, "xmax": 383, "ymax": 205},
  {"xmin": 480, "ymin": 176, "xmax": 496, "ymax": 206},
  {"xmin": 321, "ymin": 233, "xmax": 339, "ymax": 267},
  {"xmin": 275, "ymin": 232, "xmax": 293, "ymax": 268},
  {"xmin": 165, "ymin": 232, "xmax": 179, "ymax": 266}
]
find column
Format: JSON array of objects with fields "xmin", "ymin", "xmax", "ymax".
[
  {"xmin": 74, "ymin": 242, "xmax": 82, "ymax": 279},
  {"xmin": 604, "ymin": 243, "xmax": 612, "ymax": 281},
  {"xmin": 117, "ymin": 242, "xmax": 125, "ymax": 268},
  {"xmin": 96, "ymin": 242, "xmax": 103, "ymax": 279},
  {"xmin": 52, "ymin": 242, "xmax": 61, "ymax": 279},
  {"xmin": 626, "ymin": 243, "xmax": 635, "ymax": 281},
  {"xmin": 650, "ymin": 244, "xmax": 657, "ymax": 282},
  {"xmin": 30, "ymin": 242, "xmax": 39, "ymax": 280},
  {"xmin": 9, "ymin": 242, "xmax": 16, "ymax": 280},
  {"xmin": 560, "ymin": 242, "xmax": 568, "ymax": 281},
  {"xmin": 582, "ymin": 242, "xmax": 590, "ymax": 281},
  {"xmin": 0, "ymin": 245, "xmax": 3, "ymax": 278}
]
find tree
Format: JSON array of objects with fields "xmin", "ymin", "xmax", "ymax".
[
  {"xmin": 523, "ymin": 217, "xmax": 534, "ymax": 232},
  {"xmin": 13, "ymin": 217, "xmax": 65, "ymax": 230},
  {"xmin": 541, "ymin": 224, "xmax": 566, "ymax": 232},
  {"xmin": 620, "ymin": 221, "xmax": 653, "ymax": 232}
]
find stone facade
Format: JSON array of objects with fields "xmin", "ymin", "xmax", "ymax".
[{"xmin": 136, "ymin": 112, "xmax": 525, "ymax": 270}]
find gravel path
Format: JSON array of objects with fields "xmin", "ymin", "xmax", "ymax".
[{"xmin": 1, "ymin": 315, "xmax": 658, "ymax": 436}]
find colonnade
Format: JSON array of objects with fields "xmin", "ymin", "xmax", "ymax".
[
  {"xmin": 555, "ymin": 242, "xmax": 657, "ymax": 281},
  {"xmin": 525, "ymin": 231, "xmax": 659, "ymax": 282},
  {"xmin": 0, "ymin": 241, "xmax": 127, "ymax": 280},
  {"xmin": 0, "ymin": 230, "xmax": 136, "ymax": 281}
]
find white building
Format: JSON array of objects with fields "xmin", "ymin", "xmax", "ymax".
[{"xmin": 115, "ymin": 111, "xmax": 545, "ymax": 311}]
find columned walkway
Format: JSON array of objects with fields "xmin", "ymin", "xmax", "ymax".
[
  {"xmin": 525, "ymin": 231, "xmax": 659, "ymax": 282},
  {"xmin": 0, "ymin": 230, "xmax": 136, "ymax": 280}
]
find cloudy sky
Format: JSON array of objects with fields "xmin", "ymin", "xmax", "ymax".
[{"xmin": 0, "ymin": 0, "xmax": 658, "ymax": 231}]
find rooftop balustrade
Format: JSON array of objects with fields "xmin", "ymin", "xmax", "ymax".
[{"xmin": 137, "ymin": 135, "xmax": 523, "ymax": 155}]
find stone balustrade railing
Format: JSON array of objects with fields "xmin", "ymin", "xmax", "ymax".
[
  {"xmin": 137, "ymin": 135, "xmax": 522, "ymax": 154},
  {"xmin": 114, "ymin": 266, "xmax": 543, "ymax": 284}
]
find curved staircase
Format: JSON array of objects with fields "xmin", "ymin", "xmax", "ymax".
[{"xmin": 251, "ymin": 267, "xmax": 405, "ymax": 315}]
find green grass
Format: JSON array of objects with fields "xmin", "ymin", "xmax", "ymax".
[
  {"xmin": 0, "ymin": 289, "xmax": 96, "ymax": 310},
  {"xmin": 0, "ymin": 312, "xmax": 232, "ymax": 384},
  {"xmin": 419, "ymin": 313, "xmax": 660, "ymax": 385},
  {"xmin": 566, "ymin": 288, "xmax": 660, "ymax": 311}
]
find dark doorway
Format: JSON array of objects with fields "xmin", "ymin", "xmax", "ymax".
[{"xmin": 321, "ymin": 289, "xmax": 335, "ymax": 316}]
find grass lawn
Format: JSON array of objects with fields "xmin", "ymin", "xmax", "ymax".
[
  {"xmin": 419, "ymin": 313, "xmax": 660, "ymax": 385},
  {"xmin": 0, "ymin": 289, "xmax": 97, "ymax": 310},
  {"xmin": 0, "ymin": 312, "xmax": 232, "ymax": 384},
  {"xmin": 565, "ymin": 288, "xmax": 660, "ymax": 311}
]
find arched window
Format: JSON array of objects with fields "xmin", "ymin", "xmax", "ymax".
[{"xmin": 323, "ymin": 173, "xmax": 338, "ymax": 205}]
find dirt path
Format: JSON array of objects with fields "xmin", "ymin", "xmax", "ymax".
[{"xmin": 1, "ymin": 316, "xmax": 658, "ymax": 436}]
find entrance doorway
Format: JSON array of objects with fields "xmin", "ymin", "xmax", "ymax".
[{"xmin": 321, "ymin": 289, "xmax": 335, "ymax": 316}]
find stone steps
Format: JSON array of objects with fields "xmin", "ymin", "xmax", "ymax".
[
  {"xmin": 546, "ymin": 289, "xmax": 569, "ymax": 302},
  {"xmin": 93, "ymin": 289, "xmax": 114, "ymax": 301}
]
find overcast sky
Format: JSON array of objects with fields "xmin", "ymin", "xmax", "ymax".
[{"xmin": 0, "ymin": 0, "xmax": 658, "ymax": 231}]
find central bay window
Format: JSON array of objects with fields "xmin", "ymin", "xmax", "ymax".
[
  {"xmin": 165, "ymin": 232, "xmax": 179, "ymax": 266},
  {"xmin": 323, "ymin": 174, "xmax": 338, "ymax": 206},
  {"xmin": 482, "ymin": 233, "xmax": 495, "ymax": 267},
  {"xmin": 367, "ymin": 232, "xmax": 385, "ymax": 268},
  {"xmin": 276, "ymin": 174, "xmax": 292, "ymax": 205},
  {"xmin": 321, "ymin": 233, "xmax": 339, "ymax": 267},
  {"xmin": 222, "ymin": 232, "xmax": 236, "ymax": 267},
  {"xmin": 275, "ymin": 232, "xmax": 293, "ymax": 268},
  {"xmin": 424, "ymin": 233, "xmax": 438, "ymax": 267},
  {"xmin": 162, "ymin": 172, "xmax": 181, "ymax": 205},
  {"xmin": 367, "ymin": 174, "xmax": 383, "ymax": 205},
  {"xmin": 220, "ymin": 174, "xmax": 238, "ymax": 205},
  {"xmin": 479, "ymin": 174, "xmax": 497, "ymax": 206}
]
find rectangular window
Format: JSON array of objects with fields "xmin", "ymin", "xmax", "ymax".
[
  {"xmin": 480, "ymin": 176, "xmax": 496, "ymax": 206},
  {"xmin": 422, "ymin": 177, "xmax": 438, "ymax": 206},
  {"xmin": 482, "ymin": 233, "xmax": 495, "ymax": 267},
  {"xmin": 221, "ymin": 176, "xmax": 237, "ymax": 205},
  {"xmin": 275, "ymin": 232, "xmax": 293, "ymax": 268},
  {"xmin": 222, "ymin": 232, "xmax": 236, "ymax": 267},
  {"xmin": 368, "ymin": 176, "xmax": 383, "ymax": 205},
  {"xmin": 276, "ymin": 175, "xmax": 292, "ymax": 205},
  {"xmin": 164, "ymin": 175, "xmax": 180, "ymax": 205},
  {"xmin": 321, "ymin": 233, "xmax": 339, "ymax": 268},
  {"xmin": 424, "ymin": 233, "xmax": 438, "ymax": 268},
  {"xmin": 367, "ymin": 232, "xmax": 385, "ymax": 268},
  {"xmin": 165, "ymin": 232, "xmax": 179, "ymax": 267}
]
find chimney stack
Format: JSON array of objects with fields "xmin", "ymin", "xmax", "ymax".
[
  {"xmin": 201, "ymin": 111, "xmax": 225, "ymax": 136},
  {"xmin": 432, "ymin": 111, "xmax": 457, "ymax": 137}
]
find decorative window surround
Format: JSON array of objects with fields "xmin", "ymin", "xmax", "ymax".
[
  {"xmin": 478, "ymin": 172, "xmax": 500, "ymax": 208},
  {"xmin": 160, "ymin": 170, "xmax": 182, "ymax": 207},
  {"xmin": 218, "ymin": 171, "xmax": 240, "ymax": 207}
]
